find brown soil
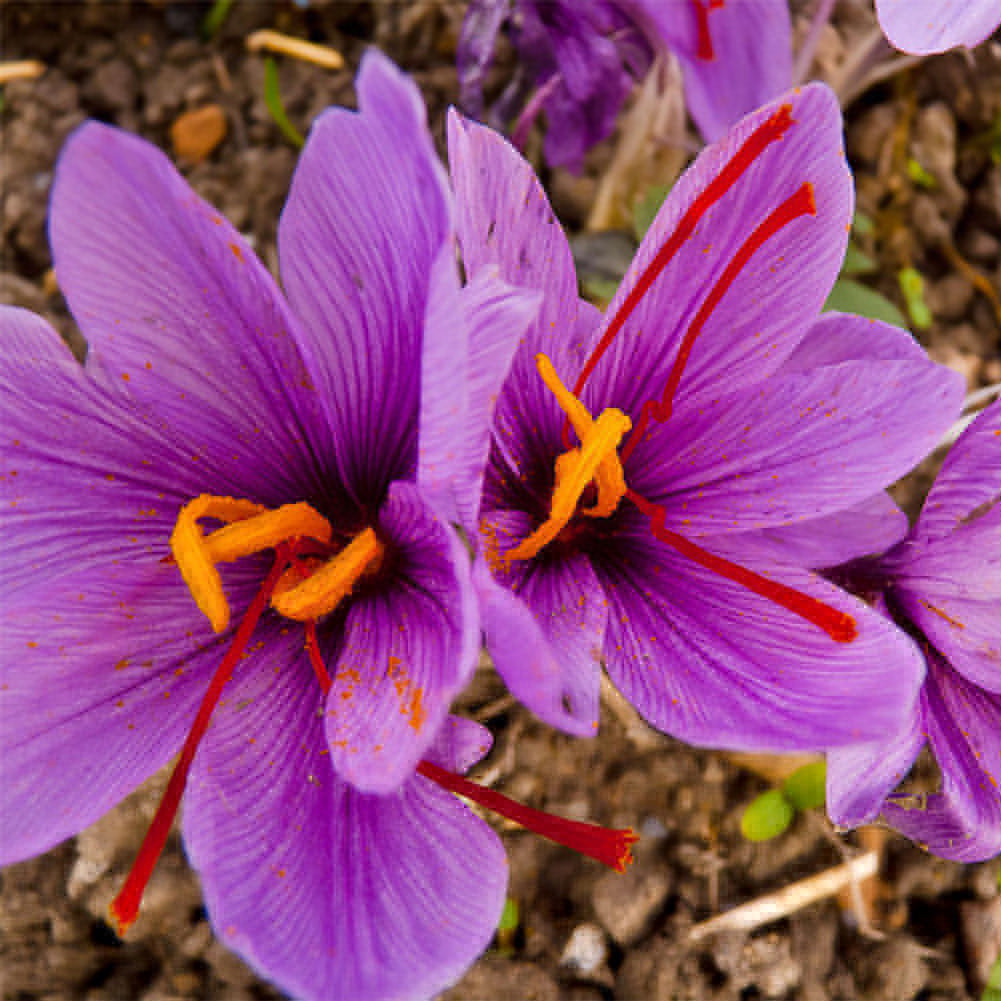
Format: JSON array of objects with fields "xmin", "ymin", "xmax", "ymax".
[{"xmin": 2, "ymin": 3, "xmax": 999, "ymax": 1000}]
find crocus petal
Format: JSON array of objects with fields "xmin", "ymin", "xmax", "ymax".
[
  {"xmin": 584, "ymin": 85, "xmax": 852, "ymax": 422},
  {"xmin": 185, "ymin": 640, "xmax": 507, "ymax": 1001},
  {"xmin": 448, "ymin": 107, "xmax": 604, "ymax": 476},
  {"xmin": 876, "ymin": 0, "xmax": 1001, "ymax": 54},
  {"xmin": 894, "ymin": 510, "xmax": 1001, "ymax": 693},
  {"xmin": 913, "ymin": 397, "xmax": 1001, "ymax": 544},
  {"xmin": 635, "ymin": 0, "xmax": 792, "ymax": 142},
  {"xmin": 883, "ymin": 654, "xmax": 1001, "ymax": 862},
  {"xmin": 713, "ymin": 493, "xmax": 910, "ymax": 572},
  {"xmin": 323, "ymin": 483, "xmax": 479, "ymax": 794},
  {"xmin": 47, "ymin": 125, "xmax": 332, "ymax": 510},
  {"xmin": 473, "ymin": 555, "xmax": 602, "ymax": 737},
  {"xmin": 826, "ymin": 719, "xmax": 925, "ymax": 829},
  {"xmin": 778, "ymin": 312, "xmax": 939, "ymax": 372},
  {"xmin": 457, "ymin": 0, "xmax": 514, "ymax": 117},
  {"xmin": 418, "ymin": 246, "xmax": 540, "ymax": 530},
  {"xmin": 595, "ymin": 508, "xmax": 925, "ymax": 751},
  {"xmin": 279, "ymin": 50, "xmax": 451, "ymax": 507},
  {"xmin": 516, "ymin": 0, "xmax": 639, "ymax": 172},
  {"xmin": 627, "ymin": 356, "xmax": 964, "ymax": 535}
]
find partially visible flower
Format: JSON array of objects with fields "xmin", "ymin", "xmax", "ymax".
[
  {"xmin": 457, "ymin": 0, "xmax": 791, "ymax": 171},
  {"xmin": 446, "ymin": 83, "xmax": 966, "ymax": 751},
  {"xmin": 876, "ymin": 0, "xmax": 1001, "ymax": 54},
  {"xmin": 827, "ymin": 399, "xmax": 1001, "ymax": 862},
  {"xmin": 0, "ymin": 51, "xmax": 546, "ymax": 1001}
]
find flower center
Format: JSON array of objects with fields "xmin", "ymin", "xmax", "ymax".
[
  {"xmin": 109, "ymin": 495, "xmax": 385, "ymax": 935},
  {"xmin": 505, "ymin": 354, "xmax": 631, "ymax": 562},
  {"xmin": 171, "ymin": 493, "xmax": 383, "ymax": 631}
]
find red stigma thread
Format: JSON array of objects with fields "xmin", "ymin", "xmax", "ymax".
[
  {"xmin": 620, "ymin": 181, "xmax": 817, "ymax": 462},
  {"xmin": 417, "ymin": 760, "xmax": 638, "ymax": 872},
  {"xmin": 692, "ymin": 0, "xmax": 725, "ymax": 60},
  {"xmin": 627, "ymin": 489, "xmax": 858, "ymax": 643},
  {"xmin": 566, "ymin": 102, "xmax": 795, "ymax": 449},
  {"xmin": 109, "ymin": 554, "xmax": 289, "ymax": 936}
]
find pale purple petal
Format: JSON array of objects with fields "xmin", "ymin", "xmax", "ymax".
[
  {"xmin": 877, "ymin": 0, "xmax": 1001, "ymax": 54},
  {"xmin": 883, "ymin": 654, "xmax": 1001, "ymax": 862},
  {"xmin": 913, "ymin": 397, "xmax": 1001, "ymax": 543},
  {"xmin": 626, "ymin": 356, "xmax": 964, "ymax": 535},
  {"xmin": 323, "ymin": 483, "xmax": 479, "ymax": 794},
  {"xmin": 418, "ymin": 246, "xmax": 540, "ymax": 530},
  {"xmin": 893, "ymin": 512, "xmax": 1001, "ymax": 693},
  {"xmin": 448, "ymin": 107, "xmax": 603, "ymax": 474},
  {"xmin": 48, "ymin": 125, "xmax": 333, "ymax": 509},
  {"xmin": 712, "ymin": 494, "xmax": 910, "ymax": 573},
  {"xmin": 635, "ymin": 0, "xmax": 792, "ymax": 142},
  {"xmin": 473, "ymin": 557, "xmax": 602, "ymax": 738},
  {"xmin": 583, "ymin": 85, "xmax": 852, "ymax": 422},
  {"xmin": 457, "ymin": 0, "xmax": 513, "ymax": 116},
  {"xmin": 826, "ymin": 720, "xmax": 925, "ymax": 828},
  {"xmin": 595, "ymin": 508, "xmax": 925, "ymax": 751},
  {"xmin": 778, "ymin": 312, "xmax": 938, "ymax": 372},
  {"xmin": 280, "ymin": 50, "xmax": 451, "ymax": 506},
  {"xmin": 185, "ymin": 640, "xmax": 507, "ymax": 1001}
]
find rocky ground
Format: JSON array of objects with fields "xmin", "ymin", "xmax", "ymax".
[{"xmin": 2, "ymin": 2, "xmax": 1000, "ymax": 999}]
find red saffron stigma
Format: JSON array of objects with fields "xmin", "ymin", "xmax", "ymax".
[
  {"xmin": 109, "ymin": 554, "xmax": 288, "ymax": 936},
  {"xmin": 305, "ymin": 619, "xmax": 333, "ymax": 693},
  {"xmin": 620, "ymin": 182, "xmax": 816, "ymax": 462},
  {"xmin": 627, "ymin": 489, "xmax": 858, "ymax": 643},
  {"xmin": 417, "ymin": 760, "xmax": 638, "ymax": 872},
  {"xmin": 567, "ymin": 102, "xmax": 795, "ymax": 439},
  {"xmin": 692, "ymin": 0, "xmax": 725, "ymax": 60}
]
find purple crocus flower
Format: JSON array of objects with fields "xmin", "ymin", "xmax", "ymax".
[
  {"xmin": 457, "ymin": 0, "xmax": 791, "ymax": 170},
  {"xmin": 445, "ymin": 83, "xmax": 967, "ymax": 750},
  {"xmin": 877, "ymin": 0, "xmax": 1001, "ymax": 54},
  {"xmin": 0, "ymin": 51, "xmax": 548, "ymax": 1001},
  {"xmin": 827, "ymin": 399, "xmax": 1001, "ymax": 862}
]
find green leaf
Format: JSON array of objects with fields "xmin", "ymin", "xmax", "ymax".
[
  {"xmin": 633, "ymin": 184, "xmax": 673, "ymax": 241},
  {"xmin": 263, "ymin": 57, "xmax": 305, "ymax": 149},
  {"xmin": 580, "ymin": 276, "xmax": 621, "ymax": 306},
  {"xmin": 906, "ymin": 157, "xmax": 937, "ymax": 189},
  {"xmin": 498, "ymin": 897, "xmax": 520, "ymax": 934},
  {"xmin": 741, "ymin": 789, "xmax": 795, "ymax": 842},
  {"xmin": 898, "ymin": 267, "xmax": 933, "ymax": 330},
  {"xmin": 981, "ymin": 953, "xmax": 1001, "ymax": 1001},
  {"xmin": 782, "ymin": 761, "xmax": 827, "ymax": 812},
  {"xmin": 202, "ymin": 0, "xmax": 235, "ymax": 40},
  {"xmin": 852, "ymin": 211, "xmax": 874, "ymax": 236},
  {"xmin": 841, "ymin": 242, "xmax": 877, "ymax": 276},
  {"xmin": 824, "ymin": 278, "xmax": 907, "ymax": 327}
]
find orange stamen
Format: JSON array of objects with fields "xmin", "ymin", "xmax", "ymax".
[
  {"xmin": 417, "ymin": 760, "xmax": 638, "ymax": 872},
  {"xmin": 109, "ymin": 553, "xmax": 288, "ymax": 936}
]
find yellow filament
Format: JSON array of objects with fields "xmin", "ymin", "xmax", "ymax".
[
  {"xmin": 272, "ymin": 527, "xmax": 383, "ymax": 621},
  {"xmin": 505, "ymin": 355, "xmax": 630, "ymax": 562},
  {"xmin": 170, "ymin": 495, "xmax": 333, "ymax": 633}
]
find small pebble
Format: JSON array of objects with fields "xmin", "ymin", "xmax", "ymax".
[
  {"xmin": 170, "ymin": 104, "xmax": 227, "ymax": 163},
  {"xmin": 559, "ymin": 923, "xmax": 607, "ymax": 976}
]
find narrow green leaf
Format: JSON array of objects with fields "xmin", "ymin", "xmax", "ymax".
[
  {"xmin": 741, "ymin": 789, "xmax": 795, "ymax": 842},
  {"xmin": 633, "ymin": 183, "xmax": 673, "ymax": 241},
  {"xmin": 202, "ymin": 0, "xmax": 235, "ymax": 40},
  {"xmin": 852, "ymin": 210, "xmax": 875, "ymax": 236},
  {"xmin": 898, "ymin": 266, "xmax": 933, "ymax": 330},
  {"xmin": 841, "ymin": 242, "xmax": 877, "ymax": 276},
  {"xmin": 824, "ymin": 278, "xmax": 907, "ymax": 327},
  {"xmin": 981, "ymin": 953, "xmax": 1001, "ymax": 1001},
  {"xmin": 263, "ymin": 57, "xmax": 305, "ymax": 149},
  {"xmin": 782, "ymin": 761, "xmax": 827, "ymax": 812},
  {"xmin": 906, "ymin": 157, "xmax": 937, "ymax": 189},
  {"xmin": 498, "ymin": 897, "xmax": 520, "ymax": 934}
]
